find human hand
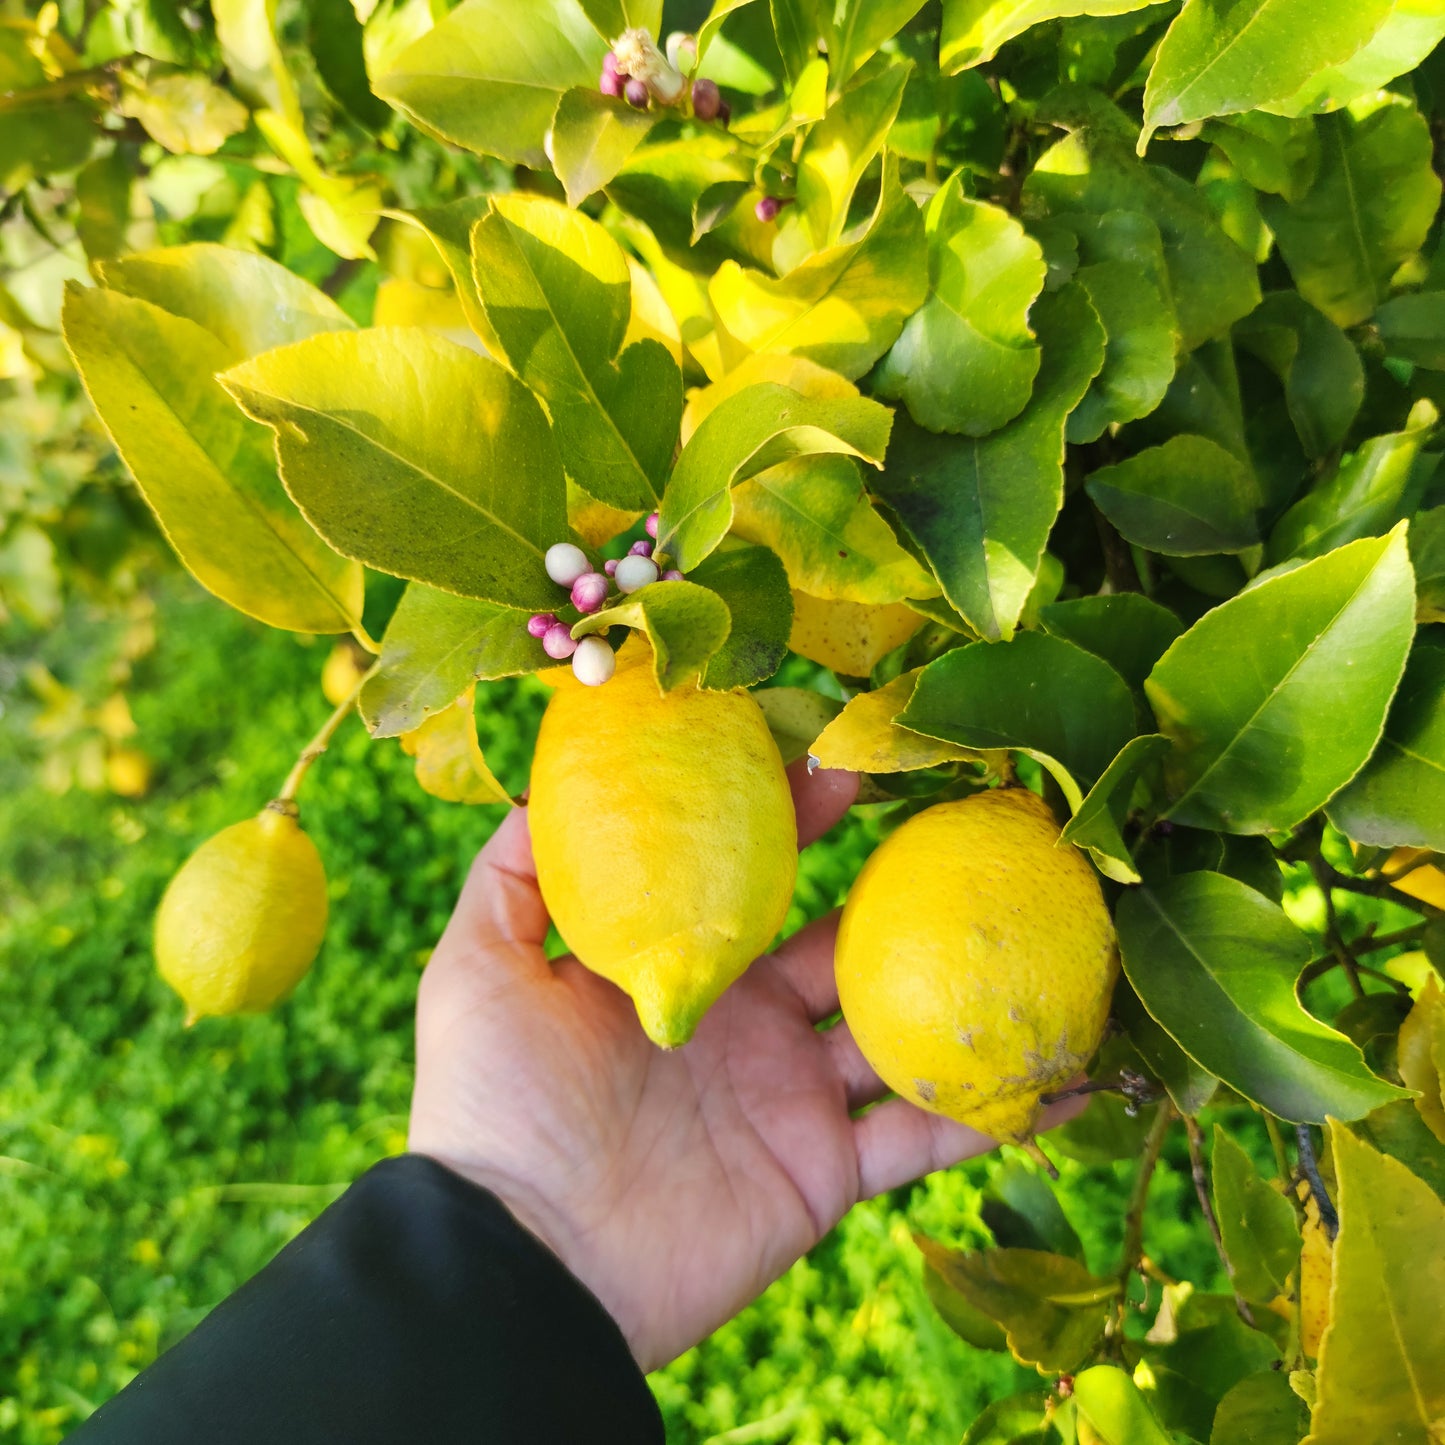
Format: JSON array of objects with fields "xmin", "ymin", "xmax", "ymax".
[{"xmin": 409, "ymin": 763, "xmax": 1078, "ymax": 1372}]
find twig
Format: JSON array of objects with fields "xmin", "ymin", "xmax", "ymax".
[
  {"xmin": 1110, "ymin": 1102, "xmax": 1175, "ymax": 1345},
  {"xmin": 1310, "ymin": 857, "xmax": 1366, "ymax": 998},
  {"xmin": 1294, "ymin": 1125, "xmax": 1339, "ymax": 1240},
  {"xmin": 1091, "ymin": 503, "xmax": 1143, "ymax": 594},
  {"xmin": 1184, "ymin": 1118, "xmax": 1255, "ymax": 1326}
]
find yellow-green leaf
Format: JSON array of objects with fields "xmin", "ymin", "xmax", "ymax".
[
  {"xmin": 572, "ymin": 581, "xmax": 732, "ymax": 691},
  {"xmin": 811, "ymin": 669, "xmax": 985, "ymax": 773},
  {"xmin": 118, "ymin": 72, "xmax": 249, "ymax": 155},
  {"xmin": 1398, "ymin": 976, "xmax": 1445, "ymax": 1145},
  {"xmin": 400, "ymin": 688, "xmax": 513, "ymax": 805}
]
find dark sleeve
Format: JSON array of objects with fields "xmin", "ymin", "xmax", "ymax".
[{"xmin": 69, "ymin": 1154, "xmax": 665, "ymax": 1444}]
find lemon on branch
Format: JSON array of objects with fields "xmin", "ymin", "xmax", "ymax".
[
  {"xmin": 529, "ymin": 640, "xmax": 797, "ymax": 1048},
  {"xmin": 155, "ymin": 804, "xmax": 329, "ymax": 1024},
  {"xmin": 835, "ymin": 787, "xmax": 1117, "ymax": 1143}
]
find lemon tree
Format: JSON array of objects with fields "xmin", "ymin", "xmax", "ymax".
[{"xmin": 7, "ymin": 0, "xmax": 1445, "ymax": 1436}]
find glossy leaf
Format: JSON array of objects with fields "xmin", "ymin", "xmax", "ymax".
[
  {"xmin": 1410, "ymin": 507, "xmax": 1445, "ymax": 623},
  {"xmin": 1145, "ymin": 527, "xmax": 1416, "ymax": 833},
  {"xmin": 811, "ymin": 669, "xmax": 985, "ymax": 773},
  {"xmin": 1117, "ymin": 871, "xmax": 1408, "ymax": 1121},
  {"xmin": 901, "ymin": 632, "xmax": 1137, "ymax": 804},
  {"xmin": 709, "ymin": 160, "xmax": 928, "ymax": 381},
  {"xmin": 374, "ymin": 0, "xmax": 606, "ymax": 168},
  {"xmin": 576, "ymin": 0, "xmax": 662, "ymax": 37},
  {"xmin": 1308, "ymin": 1126, "xmax": 1445, "ymax": 1443},
  {"xmin": 752, "ymin": 686, "xmax": 843, "ymax": 764},
  {"xmin": 308, "ymin": 0, "xmax": 391, "ymax": 130},
  {"xmin": 688, "ymin": 544, "xmax": 793, "ymax": 690},
  {"xmin": 223, "ymin": 328, "xmax": 568, "ymax": 611},
  {"xmin": 572, "ymin": 581, "xmax": 732, "ymax": 690},
  {"xmin": 1114, "ymin": 982, "xmax": 1219, "ymax": 1114},
  {"xmin": 360, "ymin": 585, "xmax": 543, "ymax": 739},
  {"xmin": 730, "ymin": 454, "xmax": 936, "ymax": 604},
  {"xmin": 874, "ymin": 181, "xmax": 1046, "ymax": 437},
  {"xmin": 915, "ymin": 1238, "xmax": 1117, "ymax": 1373},
  {"xmin": 400, "ymin": 689, "xmax": 512, "ymax": 806},
  {"xmin": 1329, "ymin": 635, "xmax": 1445, "ymax": 852},
  {"xmin": 1211, "ymin": 1125, "xmax": 1301, "ymax": 1301},
  {"xmin": 1060, "ymin": 733, "xmax": 1170, "ymax": 883},
  {"xmin": 389, "ymin": 197, "xmax": 500, "ymax": 350},
  {"xmin": 874, "ymin": 283, "xmax": 1106, "ymax": 640},
  {"xmin": 1397, "ymin": 976, "xmax": 1445, "ymax": 1145},
  {"xmin": 941, "ymin": 0, "xmax": 1158, "ymax": 70},
  {"xmin": 1140, "ymin": 0, "xmax": 1395, "ymax": 148},
  {"xmin": 1202, "ymin": 110, "xmax": 1321, "ymax": 201},
  {"xmin": 551, "ymin": 88, "xmax": 657, "ymax": 208},
  {"xmin": 1234, "ymin": 290, "xmax": 1364, "ymax": 458},
  {"xmin": 61, "ymin": 285, "xmax": 363, "ymax": 636},
  {"xmin": 472, "ymin": 194, "xmax": 681, "ymax": 514},
  {"xmin": 826, "ymin": 0, "xmax": 930, "ymax": 81},
  {"xmin": 1259, "ymin": 98, "xmax": 1442, "ymax": 328},
  {"xmin": 658, "ymin": 383, "xmax": 893, "ymax": 572},
  {"xmin": 958, "ymin": 1393, "xmax": 1058, "ymax": 1445},
  {"xmin": 787, "ymin": 593, "xmax": 926, "ymax": 676},
  {"xmin": 1375, "ymin": 291, "xmax": 1445, "ymax": 371},
  {"xmin": 1087, "ymin": 434, "xmax": 1261, "ymax": 556},
  {"xmin": 1039, "ymin": 593, "xmax": 1184, "ymax": 689},
  {"xmin": 1071, "ymin": 1365, "xmax": 1172, "ymax": 1445}
]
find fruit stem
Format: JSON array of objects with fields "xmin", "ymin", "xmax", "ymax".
[
  {"xmin": 1110, "ymin": 1100, "xmax": 1175, "ymax": 1344},
  {"xmin": 350, "ymin": 621, "xmax": 381, "ymax": 655},
  {"xmin": 276, "ymin": 667, "xmax": 376, "ymax": 805}
]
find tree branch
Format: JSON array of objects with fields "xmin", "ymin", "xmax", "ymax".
[{"xmin": 1184, "ymin": 1118, "xmax": 1255, "ymax": 1326}]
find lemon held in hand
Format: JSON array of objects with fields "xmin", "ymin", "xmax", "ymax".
[
  {"xmin": 529, "ymin": 641, "xmax": 797, "ymax": 1049},
  {"xmin": 155, "ymin": 804, "xmax": 329, "ymax": 1023},
  {"xmin": 836, "ymin": 787, "xmax": 1117, "ymax": 1143}
]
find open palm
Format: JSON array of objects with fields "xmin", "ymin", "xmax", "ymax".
[{"xmin": 409, "ymin": 763, "xmax": 1071, "ymax": 1371}]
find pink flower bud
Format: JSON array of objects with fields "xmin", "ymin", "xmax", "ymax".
[
  {"xmin": 625, "ymin": 77, "xmax": 650, "ymax": 109},
  {"xmin": 571, "ymin": 635, "xmax": 616, "ymax": 687},
  {"xmin": 527, "ymin": 612, "xmax": 558, "ymax": 638},
  {"xmin": 691, "ymin": 78, "xmax": 720, "ymax": 121},
  {"xmin": 755, "ymin": 196, "xmax": 783, "ymax": 223},
  {"xmin": 604, "ymin": 558, "xmax": 619, "ymax": 576},
  {"xmin": 542, "ymin": 624, "xmax": 578, "ymax": 660},
  {"xmin": 600, "ymin": 67, "xmax": 625, "ymax": 97},
  {"xmin": 602, "ymin": 50, "xmax": 619, "ymax": 76},
  {"xmin": 571, "ymin": 571, "xmax": 610, "ymax": 612},
  {"xmin": 628, "ymin": 539, "xmax": 654, "ymax": 558},
  {"xmin": 645, "ymin": 511, "xmax": 660, "ymax": 538},
  {"xmin": 615, "ymin": 554, "xmax": 659, "ymax": 594},
  {"xmin": 662, "ymin": 569, "xmax": 684, "ymax": 582},
  {"xmin": 545, "ymin": 542, "xmax": 590, "ymax": 587}
]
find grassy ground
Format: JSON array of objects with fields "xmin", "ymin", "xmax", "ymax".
[{"xmin": 1, "ymin": 578, "xmax": 1222, "ymax": 1444}]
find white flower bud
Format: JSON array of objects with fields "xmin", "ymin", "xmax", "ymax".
[
  {"xmin": 571, "ymin": 635, "xmax": 616, "ymax": 686},
  {"xmin": 665, "ymin": 31, "xmax": 698, "ymax": 74},
  {"xmin": 545, "ymin": 542, "xmax": 590, "ymax": 587},
  {"xmin": 613, "ymin": 27, "xmax": 685, "ymax": 104},
  {"xmin": 615, "ymin": 554, "xmax": 660, "ymax": 593}
]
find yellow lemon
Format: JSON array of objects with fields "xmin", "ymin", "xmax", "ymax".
[
  {"xmin": 155, "ymin": 806, "xmax": 328, "ymax": 1023},
  {"xmin": 835, "ymin": 787, "xmax": 1117, "ymax": 1142},
  {"xmin": 106, "ymin": 746, "xmax": 152, "ymax": 798},
  {"xmin": 529, "ymin": 642, "xmax": 797, "ymax": 1048},
  {"xmin": 1383, "ymin": 846, "xmax": 1445, "ymax": 909},
  {"xmin": 321, "ymin": 639, "xmax": 372, "ymax": 706}
]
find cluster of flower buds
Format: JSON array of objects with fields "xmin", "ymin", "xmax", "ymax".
[
  {"xmin": 526, "ymin": 515, "xmax": 682, "ymax": 686},
  {"xmin": 600, "ymin": 29, "xmax": 729, "ymax": 125}
]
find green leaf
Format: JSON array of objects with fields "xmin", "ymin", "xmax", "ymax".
[
  {"xmin": 1375, "ymin": 292, "xmax": 1445, "ymax": 371},
  {"xmin": 811, "ymin": 669, "xmax": 986, "ymax": 772},
  {"xmin": 119, "ymin": 72, "xmax": 250, "ymax": 155},
  {"xmin": 770, "ymin": 0, "xmax": 823, "ymax": 83},
  {"xmin": 1025, "ymin": 109, "xmax": 1261, "ymax": 352},
  {"xmin": 1269, "ymin": 399, "xmax": 1436, "ymax": 563},
  {"xmin": 1116, "ymin": 871, "xmax": 1409, "ymax": 1121},
  {"xmin": 307, "ymin": 0, "xmax": 391, "ymax": 130},
  {"xmin": 0, "ymin": 29, "xmax": 95, "ymax": 189},
  {"xmin": 1258, "ymin": 98, "xmax": 1442, "ymax": 328},
  {"xmin": 101, "ymin": 243, "xmax": 354, "ymax": 359},
  {"xmin": 75, "ymin": 150, "xmax": 134, "ymax": 269},
  {"xmin": 471, "ymin": 194, "xmax": 681, "ymax": 514},
  {"xmin": 61, "ymin": 284, "xmax": 363, "ymax": 636},
  {"xmin": 572, "ymin": 582, "xmax": 733, "ymax": 690},
  {"xmin": 1208, "ymin": 1371, "xmax": 1308, "ymax": 1445},
  {"xmin": 1114, "ymin": 981, "xmax": 1219, "ymax": 1113},
  {"xmin": 941, "ymin": 0, "xmax": 1158, "ymax": 71},
  {"xmin": 730, "ymin": 454, "xmax": 936, "ymax": 604},
  {"xmin": 1210, "ymin": 1125, "xmax": 1301, "ymax": 1302},
  {"xmin": 874, "ymin": 283, "xmax": 1106, "ymax": 639},
  {"xmin": 1140, "ymin": 0, "xmax": 1395, "ymax": 149},
  {"xmin": 658, "ymin": 382, "xmax": 894, "ymax": 571},
  {"xmin": 1201, "ymin": 111, "xmax": 1321, "ymax": 202},
  {"xmin": 1071, "ymin": 1365, "xmax": 1173, "ymax": 1445},
  {"xmin": 1234, "ymin": 291, "xmax": 1365, "ymax": 458},
  {"xmin": 360, "ymin": 585, "xmax": 543, "ymax": 739},
  {"xmin": 1309, "ymin": 1125, "xmax": 1445, "ymax": 1444},
  {"xmin": 1060, "ymin": 733, "xmax": 1170, "ymax": 883},
  {"xmin": 1410, "ymin": 507, "xmax": 1445, "ymax": 623},
  {"xmin": 692, "ymin": 179, "xmax": 752, "ymax": 243},
  {"xmin": 914, "ymin": 1238, "xmax": 1118, "ymax": 1374},
  {"xmin": 874, "ymin": 181, "xmax": 1046, "ymax": 437},
  {"xmin": 550, "ymin": 88, "xmax": 658, "ymax": 208},
  {"xmin": 1086, "ymin": 435, "xmax": 1262, "ymax": 556},
  {"xmin": 1329, "ymin": 634, "xmax": 1445, "ymax": 851},
  {"xmin": 901, "ymin": 632, "xmax": 1137, "ymax": 804},
  {"xmin": 576, "ymin": 0, "xmax": 661, "ymax": 37},
  {"xmin": 1263, "ymin": 0, "xmax": 1445, "ymax": 117},
  {"xmin": 688, "ymin": 544, "xmax": 793, "ymax": 689},
  {"xmin": 400, "ymin": 689, "xmax": 513, "ymax": 806},
  {"xmin": 985, "ymin": 1163, "xmax": 1088, "ymax": 1262},
  {"xmin": 1134, "ymin": 825, "xmax": 1285, "ymax": 902},
  {"xmin": 1350, "ymin": 1099, "xmax": 1445, "ymax": 1205},
  {"xmin": 373, "ymin": 0, "xmax": 606, "ymax": 168},
  {"xmin": 223, "ymin": 327, "xmax": 567, "ymax": 610},
  {"xmin": 959, "ymin": 1393, "xmax": 1059, "ymax": 1445},
  {"xmin": 1145, "ymin": 527, "xmax": 1417, "ymax": 833},
  {"xmin": 389, "ymin": 197, "xmax": 499, "ymax": 350},
  {"xmin": 709, "ymin": 158, "xmax": 928, "ymax": 381},
  {"xmin": 776, "ymin": 61, "xmax": 912, "ymax": 267},
  {"xmin": 751, "ymin": 685, "xmax": 843, "ymax": 764},
  {"xmin": 825, "ymin": 0, "xmax": 930, "ymax": 82},
  {"xmin": 1039, "ymin": 593, "xmax": 1184, "ymax": 689}
]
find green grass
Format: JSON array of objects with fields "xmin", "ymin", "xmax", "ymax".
[{"xmin": 2, "ymin": 579, "xmax": 1221, "ymax": 1444}]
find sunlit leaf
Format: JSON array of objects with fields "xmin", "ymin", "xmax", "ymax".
[
  {"xmin": 551, "ymin": 87, "xmax": 657, "ymax": 207},
  {"xmin": 1071, "ymin": 1365, "xmax": 1173, "ymax": 1445},
  {"xmin": 941, "ymin": 0, "xmax": 1158, "ymax": 71},
  {"xmin": 752, "ymin": 685, "xmax": 843, "ymax": 764},
  {"xmin": 1210, "ymin": 1125, "xmax": 1301, "ymax": 1301},
  {"xmin": 400, "ymin": 688, "xmax": 513, "ymax": 805},
  {"xmin": 811, "ymin": 669, "xmax": 986, "ymax": 773},
  {"xmin": 572, "ymin": 581, "xmax": 732, "ymax": 690},
  {"xmin": 689, "ymin": 544, "xmax": 793, "ymax": 690},
  {"xmin": 787, "ymin": 593, "xmax": 925, "ymax": 676},
  {"xmin": 1396, "ymin": 976, "xmax": 1445, "ymax": 1145},
  {"xmin": 1060, "ymin": 733, "xmax": 1170, "ymax": 883}
]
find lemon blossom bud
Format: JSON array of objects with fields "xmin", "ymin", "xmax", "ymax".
[
  {"xmin": 601, "ymin": 66, "xmax": 625, "ymax": 97},
  {"xmin": 604, "ymin": 558, "xmax": 619, "ymax": 576},
  {"xmin": 615, "ymin": 554, "xmax": 659, "ymax": 593},
  {"xmin": 628, "ymin": 539, "xmax": 654, "ymax": 558},
  {"xmin": 571, "ymin": 571, "xmax": 610, "ymax": 612},
  {"xmin": 756, "ymin": 196, "xmax": 783, "ymax": 222},
  {"xmin": 624, "ymin": 76, "xmax": 650, "ymax": 108},
  {"xmin": 665, "ymin": 31, "xmax": 698, "ymax": 74},
  {"xmin": 662, "ymin": 569, "xmax": 685, "ymax": 581},
  {"xmin": 645, "ymin": 511, "xmax": 660, "ymax": 538},
  {"xmin": 691, "ymin": 78, "xmax": 721, "ymax": 121},
  {"xmin": 542, "ymin": 623, "xmax": 578, "ymax": 660},
  {"xmin": 545, "ymin": 542, "xmax": 590, "ymax": 587},
  {"xmin": 613, "ymin": 28, "xmax": 685, "ymax": 104},
  {"xmin": 571, "ymin": 635, "xmax": 616, "ymax": 686},
  {"xmin": 527, "ymin": 612, "xmax": 558, "ymax": 638}
]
